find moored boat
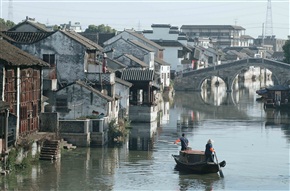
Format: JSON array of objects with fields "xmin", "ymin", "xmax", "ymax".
[{"xmin": 172, "ymin": 149, "xmax": 226, "ymax": 174}]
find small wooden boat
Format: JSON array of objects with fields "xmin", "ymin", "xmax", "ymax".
[{"xmin": 172, "ymin": 149, "xmax": 226, "ymax": 174}]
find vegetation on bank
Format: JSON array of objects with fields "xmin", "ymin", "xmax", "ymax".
[
  {"xmin": 6, "ymin": 141, "xmax": 39, "ymax": 172},
  {"xmin": 108, "ymin": 118, "xmax": 131, "ymax": 145}
]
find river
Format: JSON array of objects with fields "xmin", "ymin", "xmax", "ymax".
[{"xmin": 1, "ymin": 78, "xmax": 290, "ymax": 191}]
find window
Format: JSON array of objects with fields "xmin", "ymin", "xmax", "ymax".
[
  {"xmin": 43, "ymin": 54, "xmax": 55, "ymax": 67},
  {"xmin": 178, "ymin": 50, "xmax": 183, "ymax": 58},
  {"xmin": 55, "ymin": 98, "xmax": 68, "ymax": 112}
]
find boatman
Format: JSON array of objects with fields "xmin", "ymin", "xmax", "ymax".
[
  {"xmin": 205, "ymin": 139, "xmax": 215, "ymax": 162},
  {"xmin": 174, "ymin": 133, "xmax": 189, "ymax": 151}
]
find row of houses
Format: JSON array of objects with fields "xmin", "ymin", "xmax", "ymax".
[{"xmin": 0, "ymin": 17, "xmax": 176, "ymax": 154}]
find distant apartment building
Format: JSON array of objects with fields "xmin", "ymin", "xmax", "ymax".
[
  {"xmin": 180, "ymin": 25, "xmax": 250, "ymax": 48},
  {"xmin": 253, "ymin": 35, "xmax": 287, "ymax": 52}
]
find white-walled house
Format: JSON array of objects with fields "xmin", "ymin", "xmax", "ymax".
[
  {"xmin": 3, "ymin": 28, "xmax": 126, "ymax": 122},
  {"xmin": 143, "ymin": 24, "xmax": 193, "ymax": 74},
  {"xmin": 154, "ymin": 57, "xmax": 171, "ymax": 88},
  {"xmin": 115, "ymin": 78, "xmax": 132, "ymax": 118},
  {"xmin": 55, "ymin": 80, "xmax": 117, "ymax": 120}
]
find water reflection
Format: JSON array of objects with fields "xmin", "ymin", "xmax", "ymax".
[
  {"xmin": 129, "ymin": 121, "xmax": 158, "ymax": 151},
  {"xmin": 176, "ymin": 169, "xmax": 222, "ymax": 191},
  {"xmin": 1, "ymin": 69, "xmax": 290, "ymax": 190}
]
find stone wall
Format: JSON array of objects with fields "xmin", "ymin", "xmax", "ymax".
[
  {"xmin": 39, "ymin": 112, "xmax": 59, "ymax": 132},
  {"xmin": 129, "ymin": 105, "xmax": 158, "ymax": 123}
]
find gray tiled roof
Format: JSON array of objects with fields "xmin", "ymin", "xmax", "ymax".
[
  {"xmin": 0, "ymin": 31, "xmax": 16, "ymax": 42},
  {"xmin": 106, "ymin": 57, "xmax": 126, "ymax": 70},
  {"xmin": 60, "ymin": 30, "xmax": 103, "ymax": 51},
  {"xmin": 121, "ymin": 68, "xmax": 154, "ymax": 81},
  {"xmin": 8, "ymin": 20, "xmax": 50, "ymax": 32},
  {"xmin": 125, "ymin": 30, "xmax": 164, "ymax": 50},
  {"xmin": 152, "ymin": 40, "xmax": 192, "ymax": 51},
  {"xmin": 0, "ymin": 39, "xmax": 49, "ymax": 67},
  {"xmin": 123, "ymin": 54, "xmax": 148, "ymax": 68},
  {"xmin": 75, "ymin": 80, "xmax": 114, "ymax": 101},
  {"xmin": 240, "ymin": 35, "xmax": 254, "ymax": 39},
  {"xmin": 151, "ymin": 24, "xmax": 171, "ymax": 28},
  {"xmin": 181, "ymin": 25, "xmax": 245, "ymax": 30},
  {"xmin": 115, "ymin": 77, "xmax": 133, "ymax": 87},
  {"xmin": 154, "ymin": 57, "xmax": 170, "ymax": 66},
  {"xmin": 2, "ymin": 31, "xmax": 53, "ymax": 43},
  {"xmin": 128, "ymin": 39, "xmax": 155, "ymax": 52}
]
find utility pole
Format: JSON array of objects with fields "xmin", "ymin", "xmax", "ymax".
[
  {"xmin": 8, "ymin": 0, "xmax": 13, "ymax": 21},
  {"xmin": 262, "ymin": 23, "xmax": 265, "ymax": 46}
]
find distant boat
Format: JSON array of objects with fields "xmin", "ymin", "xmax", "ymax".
[
  {"xmin": 256, "ymin": 85, "xmax": 290, "ymax": 109},
  {"xmin": 172, "ymin": 149, "xmax": 226, "ymax": 174}
]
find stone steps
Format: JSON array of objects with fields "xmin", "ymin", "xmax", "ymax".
[{"xmin": 39, "ymin": 140, "xmax": 60, "ymax": 160}]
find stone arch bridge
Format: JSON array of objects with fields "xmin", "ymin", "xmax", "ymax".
[{"xmin": 174, "ymin": 58, "xmax": 290, "ymax": 92}]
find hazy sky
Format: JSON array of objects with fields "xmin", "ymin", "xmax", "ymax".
[{"xmin": 0, "ymin": 0, "xmax": 289, "ymax": 39}]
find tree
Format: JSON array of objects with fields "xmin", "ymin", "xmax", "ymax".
[
  {"xmin": 282, "ymin": 39, "xmax": 290, "ymax": 64},
  {"xmin": 0, "ymin": 18, "xmax": 15, "ymax": 29},
  {"xmin": 84, "ymin": 24, "xmax": 116, "ymax": 34}
]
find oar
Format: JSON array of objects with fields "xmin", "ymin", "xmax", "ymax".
[{"xmin": 214, "ymin": 151, "xmax": 224, "ymax": 178}]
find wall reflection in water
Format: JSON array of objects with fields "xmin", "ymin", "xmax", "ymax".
[{"xmin": 129, "ymin": 121, "xmax": 158, "ymax": 151}]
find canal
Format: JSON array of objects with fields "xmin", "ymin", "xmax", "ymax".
[{"xmin": 1, "ymin": 79, "xmax": 290, "ymax": 190}]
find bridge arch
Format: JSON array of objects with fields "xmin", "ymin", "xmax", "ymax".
[{"xmin": 174, "ymin": 58, "xmax": 290, "ymax": 92}]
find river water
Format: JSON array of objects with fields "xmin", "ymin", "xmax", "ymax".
[{"xmin": 1, "ymin": 79, "xmax": 290, "ymax": 191}]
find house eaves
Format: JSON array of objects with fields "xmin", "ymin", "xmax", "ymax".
[
  {"xmin": 0, "ymin": 39, "xmax": 50, "ymax": 67},
  {"xmin": 241, "ymin": 35, "xmax": 254, "ymax": 40},
  {"xmin": 121, "ymin": 68, "xmax": 154, "ymax": 81},
  {"xmin": 75, "ymin": 80, "xmax": 114, "ymax": 101},
  {"xmin": 8, "ymin": 20, "xmax": 50, "ymax": 32},
  {"xmin": 60, "ymin": 30, "xmax": 103, "ymax": 51},
  {"xmin": 152, "ymin": 39, "xmax": 185, "ymax": 48},
  {"xmin": 181, "ymin": 25, "xmax": 245, "ymax": 30},
  {"xmin": 2, "ymin": 31, "xmax": 54, "ymax": 44},
  {"xmin": 154, "ymin": 57, "xmax": 170, "ymax": 66},
  {"xmin": 123, "ymin": 54, "xmax": 148, "ymax": 68},
  {"xmin": 128, "ymin": 39, "xmax": 155, "ymax": 52},
  {"xmin": 106, "ymin": 57, "xmax": 127, "ymax": 69},
  {"xmin": 0, "ymin": 31, "xmax": 16, "ymax": 42},
  {"xmin": 115, "ymin": 77, "xmax": 133, "ymax": 87},
  {"xmin": 125, "ymin": 30, "xmax": 164, "ymax": 50}
]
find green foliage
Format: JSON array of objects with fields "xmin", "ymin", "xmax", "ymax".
[
  {"xmin": 108, "ymin": 118, "xmax": 130, "ymax": 145},
  {"xmin": 282, "ymin": 40, "xmax": 290, "ymax": 64},
  {"xmin": 6, "ymin": 142, "xmax": 39, "ymax": 172},
  {"xmin": 0, "ymin": 18, "xmax": 15, "ymax": 29},
  {"xmin": 84, "ymin": 24, "xmax": 117, "ymax": 34},
  {"xmin": 7, "ymin": 148, "xmax": 17, "ymax": 171}
]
